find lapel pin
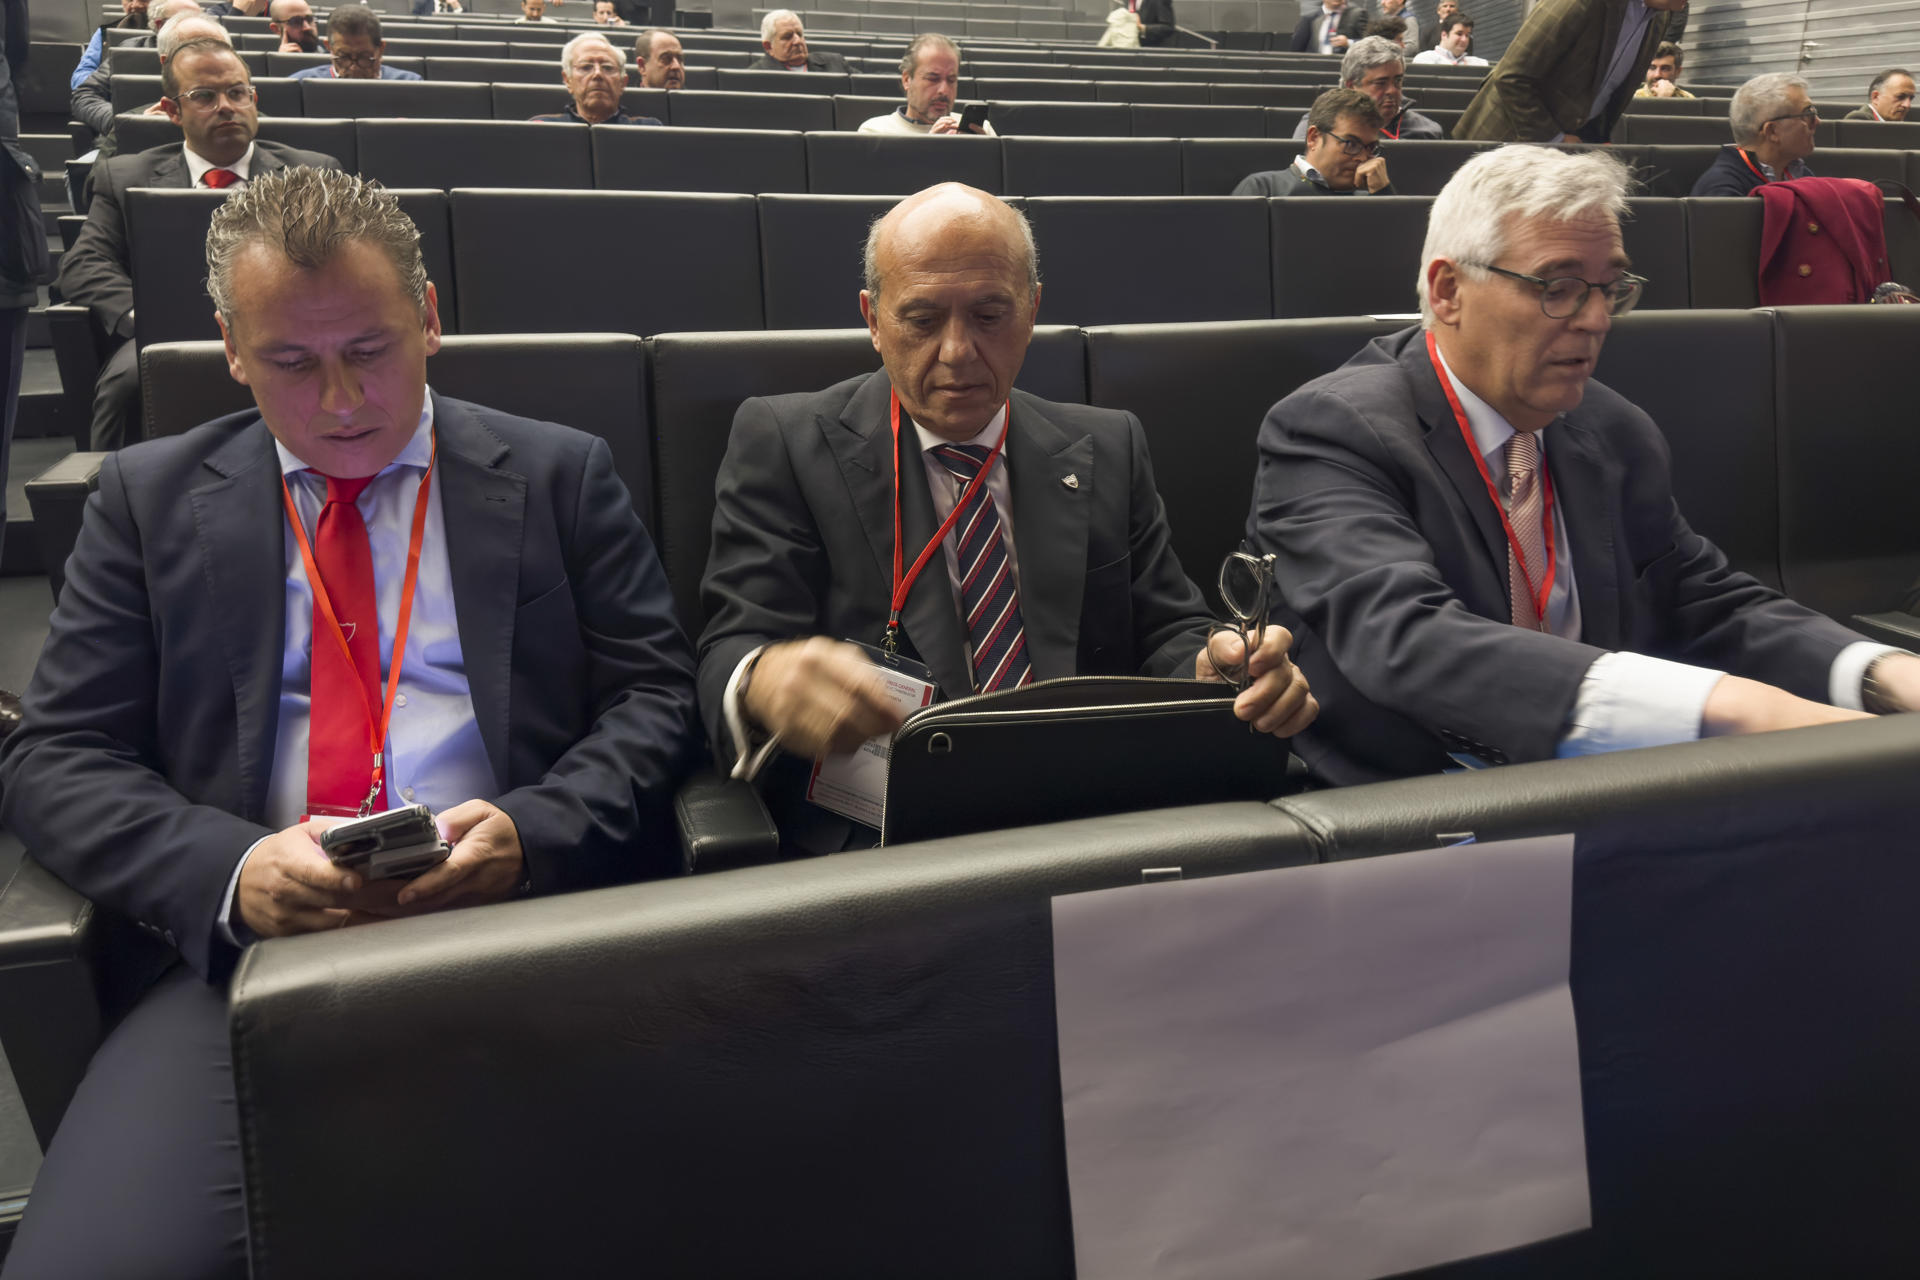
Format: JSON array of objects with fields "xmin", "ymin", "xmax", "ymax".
[{"xmin": 1062, "ymin": 473, "xmax": 1080, "ymax": 490}]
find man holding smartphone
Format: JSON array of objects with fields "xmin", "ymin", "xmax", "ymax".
[{"xmin": 858, "ymin": 33, "xmax": 996, "ymax": 135}]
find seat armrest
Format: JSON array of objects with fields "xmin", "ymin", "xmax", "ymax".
[
  {"xmin": 0, "ymin": 839, "xmax": 107, "ymax": 1152},
  {"xmin": 26, "ymin": 451, "xmax": 108, "ymax": 604},
  {"xmin": 1851, "ymin": 612, "xmax": 1920, "ymax": 649},
  {"xmin": 674, "ymin": 766, "xmax": 779, "ymax": 874}
]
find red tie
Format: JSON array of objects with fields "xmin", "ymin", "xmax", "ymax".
[
  {"xmin": 306, "ymin": 473, "xmax": 387, "ymax": 817},
  {"xmin": 201, "ymin": 168, "xmax": 239, "ymax": 189}
]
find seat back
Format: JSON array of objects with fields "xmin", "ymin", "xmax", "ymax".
[
  {"xmin": 1025, "ymin": 197, "xmax": 1270, "ymax": 325},
  {"xmin": 354, "ymin": 118, "xmax": 594, "ymax": 188},
  {"xmin": 1180, "ymin": 137, "xmax": 1304, "ymax": 194},
  {"xmin": 111, "ymin": 116, "xmax": 359, "ymax": 170},
  {"xmin": 805, "ymin": 131, "xmax": 1003, "ymax": 193},
  {"xmin": 755, "ymin": 194, "xmax": 894, "ymax": 330},
  {"xmin": 714, "ymin": 68, "xmax": 849, "ymax": 94},
  {"xmin": 989, "ymin": 100, "xmax": 1129, "ymax": 136},
  {"xmin": 1001, "ymin": 136, "xmax": 1181, "ymax": 195},
  {"xmin": 593, "ymin": 125, "xmax": 808, "ymax": 194},
  {"xmin": 1269, "ymin": 195, "xmax": 1428, "ymax": 318},
  {"xmin": 1130, "ymin": 102, "xmax": 1266, "ymax": 138},
  {"xmin": 667, "ymin": 88, "xmax": 835, "ymax": 130}
]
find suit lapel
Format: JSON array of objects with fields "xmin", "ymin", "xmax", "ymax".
[
  {"xmin": 1005, "ymin": 393, "xmax": 1092, "ymax": 682},
  {"xmin": 250, "ymin": 142, "xmax": 288, "ymax": 176},
  {"xmin": 1543, "ymin": 415, "xmax": 1622, "ymax": 648},
  {"xmin": 188, "ymin": 420, "xmax": 286, "ymax": 823},
  {"xmin": 149, "ymin": 148, "xmax": 189, "ymax": 189},
  {"xmin": 433, "ymin": 393, "xmax": 524, "ymax": 787},
  {"xmin": 1411, "ymin": 342, "xmax": 1511, "ymax": 607}
]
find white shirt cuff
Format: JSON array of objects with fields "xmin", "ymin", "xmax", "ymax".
[
  {"xmin": 723, "ymin": 645, "xmax": 783, "ymax": 782},
  {"xmin": 1829, "ymin": 641, "xmax": 1902, "ymax": 711},
  {"xmin": 217, "ymin": 835, "xmax": 269, "ymax": 948},
  {"xmin": 1557, "ymin": 651, "xmax": 1727, "ymax": 757}
]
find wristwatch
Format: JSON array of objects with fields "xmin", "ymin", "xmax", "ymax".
[{"xmin": 1861, "ymin": 654, "xmax": 1904, "ymax": 715}]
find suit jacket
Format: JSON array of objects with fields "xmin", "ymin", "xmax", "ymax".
[
  {"xmin": 0, "ymin": 395, "xmax": 699, "ymax": 982},
  {"xmin": 1454, "ymin": 0, "xmax": 1674, "ymax": 142},
  {"xmin": 1, "ymin": 0, "xmax": 45, "ymax": 308},
  {"xmin": 1137, "ymin": 0, "xmax": 1176, "ymax": 45},
  {"xmin": 746, "ymin": 50, "xmax": 850, "ymax": 73},
  {"xmin": 58, "ymin": 139, "xmax": 340, "ymax": 341},
  {"xmin": 697, "ymin": 370, "xmax": 1214, "ymax": 845},
  {"xmin": 1248, "ymin": 328, "xmax": 1866, "ymax": 785},
  {"xmin": 1289, "ymin": 6, "xmax": 1369, "ymax": 52}
]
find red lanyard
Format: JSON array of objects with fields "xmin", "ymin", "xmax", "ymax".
[
  {"xmin": 884, "ymin": 387, "xmax": 1009, "ymax": 654},
  {"xmin": 1425, "ymin": 331, "xmax": 1557, "ymax": 626},
  {"xmin": 1381, "ymin": 112, "xmax": 1400, "ymax": 140},
  {"xmin": 1736, "ymin": 147, "xmax": 1769, "ymax": 184},
  {"xmin": 280, "ymin": 436, "xmax": 437, "ymax": 814}
]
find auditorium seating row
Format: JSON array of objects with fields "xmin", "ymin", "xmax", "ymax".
[{"xmin": 10, "ymin": 703, "xmax": 1920, "ymax": 1273}]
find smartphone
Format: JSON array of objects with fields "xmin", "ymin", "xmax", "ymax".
[
  {"xmin": 319, "ymin": 804, "xmax": 452, "ymax": 881},
  {"xmin": 958, "ymin": 102, "xmax": 990, "ymax": 133}
]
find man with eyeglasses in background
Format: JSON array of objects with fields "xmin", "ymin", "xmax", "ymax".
[
  {"xmin": 56, "ymin": 36, "xmax": 340, "ymax": 451},
  {"xmin": 1690, "ymin": 72, "xmax": 1817, "ymax": 196},
  {"xmin": 288, "ymin": 5, "xmax": 422, "ymax": 79},
  {"xmin": 1245, "ymin": 147, "xmax": 1920, "ymax": 786},
  {"xmin": 1290, "ymin": 37, "xmax": 1443, "ymax": 141},
  {"xmin": 1236, "ymin": 89, "xmax": 1391, "ymax": 195},
  {"xmin": 267, "ymin": 0, "xmax": 322, "ymax": 52},
  {"xmin": 530, "ymin": 32, "xmax": 662, "ymax": 124}
]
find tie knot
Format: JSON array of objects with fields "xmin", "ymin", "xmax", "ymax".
[
  {"xmin": 1506, "ymin": 431, "xmax": 1539, "ymax": 482},
  {"xmin": 315, "ymin": 472, "xmax": 375, "ymax": 507},
  {"xmin": 201, "ymin": 168, "xmax": 239, "ymax": 189},
  {"xmin": 931, "ymin": 443, "xmax": 993, "ymax": 481}
]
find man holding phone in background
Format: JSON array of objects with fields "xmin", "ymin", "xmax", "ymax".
[{"xmin": 858, "ymin": 33, "xmax": 996, "ymax": 135}]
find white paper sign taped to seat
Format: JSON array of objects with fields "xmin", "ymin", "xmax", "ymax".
[{"xmin": 1052, "ymin": 834, "xmax": 1587, "ymax": 1280}]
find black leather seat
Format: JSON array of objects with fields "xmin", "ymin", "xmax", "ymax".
[
  {"xmin": 138, "ymin": 334, "xmax": 658, "ymax": 530},
  {"xmin": 1833, "ymin": 119, "xmax": 1920, "ymax": 150},
  {"xmin": 647, "ymin": 325, "xmax": 1085, "ymax": 632},
  {"xmin": 831, "ymin": 94, "xmax": 904, "ymax": 130},
  {"xmin": 1811, "ymin": 147, "xmax": 1908, "ymax": 186},
  {"xmin": 125, "ymin": 187, "xmax": 454, "ymax": 348},
  {"xmin": 1025, "ymin": 197, "xmax": 1270, "ymax": 325},
  {"xmin": 1001, "ymin": 136, "xmax": 1181, "ymax": 195},
  {"xmin": 1181, "ymin": 137, "xmax": 1303, "ymax": 194},
  {"xmin": 1210, "ymin": 84, "xmax": 1321, "ymax": 109},
  {"xmin": 989, "ymin": 100, "xmax": 1129, "ymax": 137},
  {"xmin": 1084, "ymin": 317, "xmax": 1397, "ymax": 596},
  {"xmin": 715, "ymin": 68, "xmax": 849, "ymax": 95},
  {"xmin": 1637, "ymin": 144, "xmax": 1722, "ymax": 198},
  {"xmin": 1622, "ymin": 93, "xmax": 1707, "ymax": 115},
  {"xmin": 1685, "ymin": 196, "xmax": 1763, "ymax": 308},
  {"xmin": 1269, "ymin": 195, "xmax": 1429, "ymax": 318},
  {"xmin": 487, "ymin": 83, "xmax": 668, "ymax": 121},
  {"xmin": 354, "ymin": 118, "xmax": 594, "ymax": 188},
  {"xmin": 1093, "ymin": 80, "xmax": 1210, "ymax": 104},
  {"xmin": 667, "ymin": 89, "xmax": 834, "ymax": 131},
  {"xmin": 1619, "ymin": 195, "xmax": 1690, "ymax": 310},
  {"xmin": 755, "ymin": 194, "xmax": 895, "ymax": 330},
  {"xmin": 973, "ymin": 77, "xmax": 1095, "ymax": 102},
  {"xmin": 1373, "ymin": 139, "xmax": 1501, "ymax": 196},
  {"xmin": 1130, "ymin": 103, "xmax": 1265, "ymax": 138},
  {"xmin": 448, "ymin": 190, "xmax": 764, "ymax": 335},
  {"xmin": 110, "ymin": 73, "xmax": 299, "ymax": 117},
  {"xmin": 1612, "ymin": 113, "xmax": 1734, "ymax": 146},
  {"xmin": 806, "ymin": 131, "xmax": 1004, "ymax": 194},
  {"xmin": 592, "ymin": 125, "xmax": 807, "ymax": 194},
  {"xmin": 111, "ymin": 114, "xmax": 359, "ymax": 170},
  {"xmin": 425, "ymin": 56, "xmax": 557, "ymax": 84}
]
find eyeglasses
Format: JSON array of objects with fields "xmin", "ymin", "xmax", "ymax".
[
  {"xmin": 1766, "ymin": 105, "xmax": 1819, "ymax": 127},
  {"xmin": 569, "ymin": 59, "xmax": 623, "ymax": 75},
  {"xmin": 331, "ymin": 51, "xmax": 381, "ymax": 68},
  {"xmin": 1324, "ymin": 129, "xmax": 1382, "ymax": 158},
  {"xmin": 1207, "ymin": 551, "xmax": 1276, "ymax": 719},
  {"xmin": 168, "ymin": 84, "xmax": 256, "ymax": 109},
  {"xmin": 1476, "ymin": 263, "xmax": 1647, "ymax": 319}
]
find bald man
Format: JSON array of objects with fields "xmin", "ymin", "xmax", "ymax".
[{"xmin": 697, "ymin": 183, "xmax": 1316, "ymax": 854}]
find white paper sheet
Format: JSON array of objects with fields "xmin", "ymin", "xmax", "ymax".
[{"xmin": 1053, "ymin": 835, "xmax": 1587, "ymax": 1280}]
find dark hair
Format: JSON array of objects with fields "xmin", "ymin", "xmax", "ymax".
[
  {"xmin": 326, "ymin": 3, "xmax": 383, "ymax": 43},
  {"xmin": 161, "ymin": 36, "xmax": 243, "ymax": 97},
  {"xmin": 1651, "ymin": 40, "xmax": 1682, "ymax": 67},
  {"xmin": 1440, "ymin": 14, "xmax": 1473, "ymax": 35},
  {"xmin": 1365, "ymin": 16, "xmax": 1406, "ymax": 41},
  {"xmin": 1307, "ymin": 86, "xmax": 1382, "ymax": 135},
  {"xmin": 1870, "ymin": 67, "xmax": 1914, "ymax": 95},
  {"xmin": 900, "ymin": 32, "xmax": 961, "ymax": 78}
]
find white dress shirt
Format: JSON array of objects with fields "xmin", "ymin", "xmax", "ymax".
[
  {"xmin": 219, "ymin": 398, "xmax": 496, "ymax": 942},
  {"xmin": 1315, "ymin": 5, "xmax": 1344, "ymax": 52},
  {"xmin": 1432, "ymin": 346, "xmax": 1893, "ymax": 758},
  {"xmin": 182, "ymin": 140, "xmax": 255, "ymax": 188}
]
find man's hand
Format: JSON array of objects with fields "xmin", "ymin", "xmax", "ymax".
[
  {"xmin": 1648, "ymin": 79, "xmax": 1677, "ymax": 98},
  {"xmin": 1357, "ymin": 155, "xmax": 1391, "ymax": 192},
  {"xmin": 277, "ymin": 37, "xmax": 302, "ymax": 52},
  {"xmin": 1331, "ymin": 33, "xmax": 1350, "ymax": 49},
  {"xmin": 929, "ymin": 113, "xmax": 961, "ymax": 134},
  {"xmin": 1195, "ymin": 624, "xmax": 1319, "ymax": 738},
  {"xmin": 744, "ymin": 636, "xmax": 907, "ymax": 758},
  {"xmin": 1700, "ymin": 675, "xmax": 1870, "ymax": 737},
  {"xmin": 394, "ymin": 799, "xmax": 525, "ymax": 911},
  {"xmin": 238, "ymin": 818, "xmax": 369, "ymax": 937}
]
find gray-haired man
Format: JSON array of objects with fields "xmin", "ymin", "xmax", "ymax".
[{"xmin": 1290, "ymin": 35, "xmax": 1445, "ymax": 141}]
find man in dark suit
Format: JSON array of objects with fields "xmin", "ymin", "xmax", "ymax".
[
  {"xmin": 1136, "ymin": 0, "xmax": 1176, "ymax": 46},
  {"xmin": 58, "ymin": 38, "xmax": 339, "ymax": 451},
  {"xmin": 1235, "ymin": 88, "xmax": 1393, "ymax": 195},
  {"xmin": 748, "ymin": 9, "xmax": 850, "ymax": 72},
  {"xmin": 1456, "ymin": 0, "xmax": 1688, "ymax": 143},
  {"xmin": 1247, "ymin": 145, "xmax": 1920, "ymax": 786},
  {"xmin": 0, "ymin": 166, "xmax": 697, "ymax": 1278},
  {"xmin": 2, "ymin": 0, "xmax": 47, "ymax": 737},
  {"xmin": 698, "ymin": 183, "xmax": 1317, "ymax": 853},
  {"xmin": 1290, "ymin": 0, "xmax": 1369, "ymax": 54}
]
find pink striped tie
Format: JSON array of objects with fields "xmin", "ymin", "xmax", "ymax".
[
  {"xmin": 1506, "ymin": 433, "xmax": 1549, "ymax": 631},
  {"xmin": 931, "ymin": 443, "xmax": 1033, "ymax": 693}
]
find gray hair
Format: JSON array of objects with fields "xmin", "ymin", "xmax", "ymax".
[
  {"xmin": 761, "ymin": 8, "xmax": 800, "ymax": 41},
  {"xmin": 1729, "ymin": 72, "xmax": 1809, "ymax": 145},
  {"xmin": 1417, "ymin": 145, "xmax": 1631, "ymax": 326},
  {"xmin": 157, "ymin": 17, "xmax": 229, "ymax": 62},
  {"xmin": 1870, "ymin": 67, "xmax": 1913, "ymax": 95},
  {"xmin": 1340, "ymin": 34, "xmax": 1404, "ymax": 86},
  {"xmin": 900, "ymin": 32, "xmax": 960, "ymax": 78},
  {"xmin": 559, "ymin": 31, "xmax": 622, "ymax": 75},
  {"xmin": 207, "ymin": 167, "xmax": 429, "ymax": 325},
  {"xmin": 862, "ymin": 197, "xmax": 1040, "ymax": 301},
  {"xmin": 148, "ymin": 0, "xmax": 202, "ymax": 32}
]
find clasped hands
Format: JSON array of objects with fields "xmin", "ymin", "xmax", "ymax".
[{"xmin": 238, "ymin": 798, "xmax": 524, "ymax": 938}]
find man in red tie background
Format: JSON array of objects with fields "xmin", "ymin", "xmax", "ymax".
[
  {"xmin": 56, "ymin": 37, "xmax": 339, "ymax": 451},
  {"xmin": 0, "ymin": 167, "xmax": 697, "ymax": 1277}
]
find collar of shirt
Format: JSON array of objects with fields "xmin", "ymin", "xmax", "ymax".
[
  {"xmin": 275, "ymin": 392, "xmax": 436, "ymax": 486},
  {"xmin": 911, "ymin": 401, "xmax": 1008, "ymax": 460},
  {"xmin": 1291, "ymin": 153, "xmax": 1328, "ymax": 187},
  {"xmin": 183, "ymin": 140, "xmax": 256, "ymax": 186},
  {"xmin": 1431, "ymin": 341, "xmax": 1542, "ymax": 467}
]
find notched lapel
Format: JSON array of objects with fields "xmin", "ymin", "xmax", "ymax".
[
  {"xmin": 1414, "ymin": 356, "xmax": 1511, "ymax": 606},
  {"xmin": 189, "ymin": 424, "xmax": 285, "ymax": 823},
  {"xmin": 827, "ymin": 371, "xmax": 900, "ymax": 592},
  {"xmin": 1007, "ymin": 400, "xmax": 1092, "ymax": 682},
  {"xmin": 1545, "ymin": 415, "xmax": 1622, "ymax": 648},
  {"xmin": 436, "ymin": 399, "xmax": 524, "ymax": 787}
]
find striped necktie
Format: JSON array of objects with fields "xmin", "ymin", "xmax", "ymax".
[
  {"xmin": 1505, "ymin": 432, "xmax": 1549, "ymax": 631},
  {"xmin": 930, "ymin": 443, "xmax": 1033, "ymax": 693}
]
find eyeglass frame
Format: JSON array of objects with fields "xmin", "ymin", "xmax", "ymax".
[
  {"xmin": 163, "ymin": 83, "xmax": 257, "ymax": 110},
  {"xmin": 1764, "ymin": 105, "xmax": 1819, "ymax": 127},
  {"xmin": 1206, "ymin": 551, "xmax": 1276, "ymax": 711},
  {"xmin": 330, "ymin": 50, "xmax": 384, "ymax": 68},
  {"xmin": 1321, "ymin": 128, "xmax": 1383, "ymax": 159},
  {"xmin": 1471, "ymin": 262, "xmax": 1648, "ymax": 319}
]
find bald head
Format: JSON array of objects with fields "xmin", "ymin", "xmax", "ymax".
[{"xmin": 862, "ymin": 183, "xmax": 1038, "ymax": 302}]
